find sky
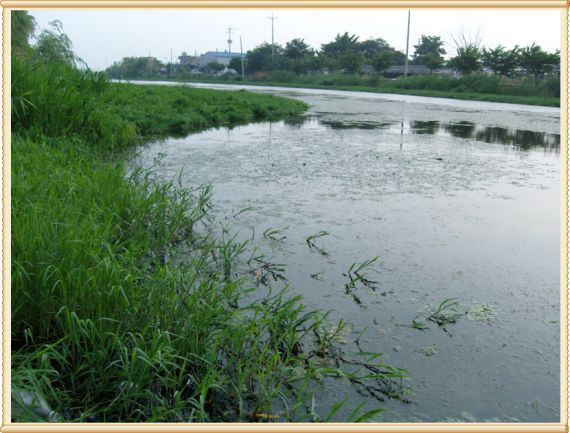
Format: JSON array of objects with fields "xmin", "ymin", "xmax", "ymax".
[{"xmin": 28, "ymin": 9, "xmax": 562, "ymax": 71}]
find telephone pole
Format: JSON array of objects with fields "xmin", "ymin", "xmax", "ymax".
[
  {"xmin": 227, "ymin": 25, "xmax": 233, "ymax": 54},
  {"xmin": 268, "ymin": 13, "xmax": 276, "ymax": 57},
  {"xmin": 404, "ymin": 10, "xmax": 411, "ymax": 77},
  {"xmin": 240, "ymin": 36, "xmax": 245, "ymax": 79}
]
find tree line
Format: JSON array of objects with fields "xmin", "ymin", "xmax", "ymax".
[
  {"xmin": 232, "ymin": 33, "xmax": 559, "ymax": 79},
  {"xmin": 106, "ymin": 32, "xmax": 560, "ymax": 80}
]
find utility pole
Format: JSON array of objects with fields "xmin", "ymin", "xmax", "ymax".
[
  {"xmin": 404, "ymin": 10, "xmax": 411, "ymax": 77},
  {"xmin": 227, "ymin": 25, "xmax": 233, "ymax": 54},
  {"xmin": 170, "ymin": 48, "xmax": 173, "ymax": 75},
  {"xmin": 240, "ymin": 36, "xmax": 245, "ymax": 79},
  {"xmin": 268, "ymin": 13, "xmax": 276, "ymax": 57}
]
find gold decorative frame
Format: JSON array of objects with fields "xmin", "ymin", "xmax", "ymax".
[{"xmin": 1, "ymin": 1, "xmax": 568, "ymax": 432}]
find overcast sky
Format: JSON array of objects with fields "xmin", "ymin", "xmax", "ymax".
[{"xmin": 29, "ymin": 9, "xmax": 562, "ymax": 71}]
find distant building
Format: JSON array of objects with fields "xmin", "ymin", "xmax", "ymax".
[
  {"xmin": 178, "ymin": 52, "xmax": 200, "ymax": 70},
  {"xmin": 434, "ymin": 67, "xmax": 459, "ymax": 77},
  {"xmin": 199, "ymin": 51, "xmax": 242, "ymax": 67},
  {"xmin": 383, "ymin": 64, "xmax": 432, "ymax": 78}
]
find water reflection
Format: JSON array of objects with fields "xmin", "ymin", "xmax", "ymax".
[
  {"xmin": 283, "ymin": 116, "xmax": 309, "ymax": 129},
  {"xmin": 409, "ymin": 120, "xmax": 440, "ymax": 135},
  {"xmin": 285, "ymin": 116, "xmax": 559, "ymax": 152},
  {"xmin": 320, "ymin": 120, "xmax": 394, "ymax": 130},
  {"xmin": 411, "ymin": 120, "xmax": 560, "ymax": 151},
  {"xmin": 441, "ymin": 121, "xmax": 476, "ymax": 138}
]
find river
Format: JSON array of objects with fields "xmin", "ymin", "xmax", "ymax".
[{"xmin": 133, "ymin": 81, "xmax": 561, "ymax": 423}]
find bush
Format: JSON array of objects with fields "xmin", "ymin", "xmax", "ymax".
[
  {"xmin": 267, "ymin": 69, "xmax": 297, "ymax": 83},
  {"xmin": 388, "ymin": 73, "xmax": 559, "ymax": 99}
]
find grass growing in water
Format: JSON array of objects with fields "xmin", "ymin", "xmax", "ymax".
[
  {"xmin": 306, "ymin": 231, "xmax": 331, "ymax": 256},
  {"xmin": 344, "ymin": 258, "xmax": 381, "ymax": 292},
  {"xmin": 403, "ymin": 299, "xmax": 466, "ymax": 334},
  {"xmin": 426, "ymin": 299, "xmax": 465, "ymax": 326},
  {"xmin": 262, "ymin": 227, "xmax": 289, "ymax": 242},
  {"xmin": 343, "ymin": 257, "xmax": 381, "ymax": 307}
]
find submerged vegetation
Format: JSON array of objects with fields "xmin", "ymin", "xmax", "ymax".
[
  {"xmin": 404, "ymin": 299, "xmax": 466, "ymax": 335},
  {"xmin": 12, "ymin": 12, "xmax": 405, "ymax": 422},
  {"xmin": 306, "ymin": 231, "xmax": 330, "ymax": 256}
]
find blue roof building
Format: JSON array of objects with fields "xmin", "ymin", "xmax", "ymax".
[{"xmin": 199, "ymin": 51, "xmax": 243, "ymax": 66}]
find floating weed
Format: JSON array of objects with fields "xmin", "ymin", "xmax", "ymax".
[
  {"xmin": 465, "ymin": 303, "xmax": 496, "ymax": 323},
  {"xmin": 411, "ymin": 320, "xmax": 430, "ymax": 331},
  {"xmin": 403, "ymin": 299, "xmax": 465, "ymax": 334},
  {"xmin": 343, "ymin": 257, "xmax": 380, "ymax": 306},
  {"xmin": 416, "ymin": 346, "xmax": 438, "ymax": 357},
  {"xmin": 247, "ymin": 253, "xmax": 287, "ymax": 286},
  {"xmin": 305, "ymin": 231, "xmax": 330, "ymax": 255},
  {"xmin": 344, "ymin": 257, "xmax": 380, "ymax": 291},
  {"xmin": 263, "ymin": 227, "xmax": 289, "ymax": 242},
  {"xmin": 232, "ymin": 206, "xmax": 254, "ymax": 219},
  {"xmin": 310, "ymin": 272, "xmax": 324, "ymax": 281},
  {"xmin": 427, "ymin": 298, "xmax": 465, "ymax": 326},
  {"xmin": 544, "ymin": 319, "xmax": 559, "ymax": 327}
]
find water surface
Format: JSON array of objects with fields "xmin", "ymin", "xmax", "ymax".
[{"xmin": 135, "ymin": 83, "xmax": 561, "ymax": 422}]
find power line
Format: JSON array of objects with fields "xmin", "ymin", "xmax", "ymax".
[
  {"xmin": 404, "ymin": 10, "xmax": 411, "ymax": 77},
  {"xmin": 240, "ymin": 36, "xmax": 245, "ymax": 78}
]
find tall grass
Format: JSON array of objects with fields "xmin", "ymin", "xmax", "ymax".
[
  {"xmin": 102, "ymin": 83, "xmax": 308, "ymax": 139},
  {"xmin": 12, "ymin": 57, "xmax": 135, "ymax": 150},
  {"xmin": 388, "ymin": 74, "xmax": 560, "ymax": 98},
  {"xmin": 12, "ymin": 36, "xmax": 403, "ymax": 422}
]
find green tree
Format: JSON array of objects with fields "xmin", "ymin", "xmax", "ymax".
[
  {"xmin": 321, "ymin": 32, "xmax": 360, "ymax": 58},
  {"xmin": 448, "ymin": 45, "xmax": 482, "ymax": 75},
  {"xmin": 11, "ymin": 10, "xmax": 36, "ymax": 57},
  {"xmin": 519, "ymin": 43, "xmax": 559, "ymax": 79},
  {"xmin": 321, "ymin": 33, "xmax": 365, "ymax": 73},
  {"xmin": 206, "ymin": 61, "xmax": 225, "ymax": 73},
  {"xmin": 34, "ymin": 20, "xmax": 78, "ymax": 66},
  {"xmin": 358, "ymin": 38, "xmax": 403, "ymax": 72},
  {"xmin": 228, "ymin": 56, "xmax": 244, "ymax": 73},
  {"xmin": 338, "ymin": 51, "xmax": 364, "ymax": 74},
  {"xmin": 283, "ymin": 38, "xmax": 313, "ymax": 60},
  {"xmin": 482, "ymin": 45, "xmax": 520, "ymax": 77},
  {"xmin": 304, "ymin": 53, "xmax": 327, "ymax": 73},
  {"xmin": 371, "ymin": 51, "xmax": 395, "ymax": 73},
  {"xmin": 391, "ymin": 50, "xmax": 407, "ymax": 65},
  {"xmin": 106, "ymin": 56, "xmax": 163, "ymax": 78},
  {"xmin": 359, "ymin": 38, "xmax": 392, "ymax": 60},
  {"xmin": 245, "ymin": 43, "xmax": 282, "ymax": 73},
  {"xmin": 412, "ymin": 35, "xmax": 446, "ymax": 71}
]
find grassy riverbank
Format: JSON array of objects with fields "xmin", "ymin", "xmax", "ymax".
[
  {"xmin": 12, "ymin": 24, "xmax": 406, "ymax": 422},
  {"xmin": 156, "ymin": 73, "xmax": 560, "ymax": 107}
]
